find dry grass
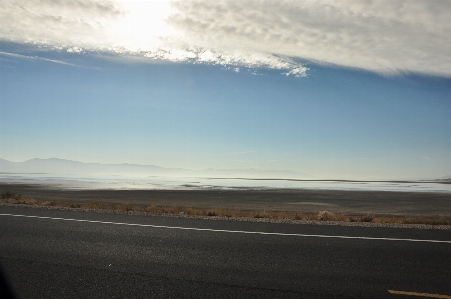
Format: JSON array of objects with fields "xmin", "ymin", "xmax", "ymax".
[
  {"xmin": 318, "ymin": 210, "xmax": 335, "ymax": 221},
  {"xmin": 1, "ymin": 191, "xmax": 450, "ymax": 226}
]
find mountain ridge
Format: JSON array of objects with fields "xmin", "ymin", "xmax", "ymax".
[{"xmin": 0, "ymin": 158, "xmax": 311, "ymax": 179}]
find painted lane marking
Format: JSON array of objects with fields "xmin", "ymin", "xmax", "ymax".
[
  {"xmin": 1, "ymin": 213, "xmax": 451, "ymax": 244},
  {"xmin": 388, "ymin": 290, "xmax": 451, "ymax": 298}
]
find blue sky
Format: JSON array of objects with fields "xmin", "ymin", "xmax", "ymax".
[{"xmin": 1, "ymin": 0, "xmax": 451, "ymax": 180}]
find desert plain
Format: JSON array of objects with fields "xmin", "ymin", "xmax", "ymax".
[{"xmin": 1, "ymin": 183, "xmax": 450, "ymax": 218}]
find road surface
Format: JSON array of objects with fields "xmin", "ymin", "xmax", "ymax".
[{"xmin": 1, "ymin": 205, "xmax": 450, "ymax": 298}]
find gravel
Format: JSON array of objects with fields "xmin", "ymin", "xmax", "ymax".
[{"xmin": 2, "ymin": 203, "xmax": 450, "ymax": 230}]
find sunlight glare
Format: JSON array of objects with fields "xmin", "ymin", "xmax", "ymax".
[{"xmin": 114, "ymin": 0, "xmax": 175, "ymax": 52}]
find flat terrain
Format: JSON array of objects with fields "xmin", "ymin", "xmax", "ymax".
[
  {"xmin": 1, "ymin": 183, "xmax": 451, "ymax": 216},
  {"xmin": 1, "ymin": 206, "xmax": 451, "ymax": 298}
]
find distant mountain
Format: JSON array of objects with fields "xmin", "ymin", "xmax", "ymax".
[
  {"xmin": 0, "ymin": 158, "xmax": 174, "ymax": 176},
  {"xmin": 0, "ymin": 158, "xmax": 311, "ymax": 179},
  {"xmin": 198, "ymin": 168, "xmax": 310, "ymax": 179},
  {"xmin": 440, "ymin": 175, "xmax": 451, "ymax": 180}
]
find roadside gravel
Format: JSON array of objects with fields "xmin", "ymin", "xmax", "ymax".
[{"xmin": 2, "ymin": 203, "xmax": 450, "ymax": 230}]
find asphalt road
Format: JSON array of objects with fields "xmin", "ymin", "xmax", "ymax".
[{"xmin": 1, "ymin": 205, "xmax": 450, "ymax": 298}]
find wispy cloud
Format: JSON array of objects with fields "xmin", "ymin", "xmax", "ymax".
[
  {"xmin": 0, "ymin": 51, "xmax": 77, "ymax": 66},
  {"xmin": 1, "ymin": 0, "xmax": 450, "ymax": 77}
]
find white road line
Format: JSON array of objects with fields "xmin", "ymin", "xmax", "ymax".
[{"xmin": 1, "ymin": 213, "xmax": 451, "ymax": 244}]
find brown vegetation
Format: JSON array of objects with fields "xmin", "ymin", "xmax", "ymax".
[{"xmin": 1, "ymin": 191, "xmax": 450, "ymax": 226}]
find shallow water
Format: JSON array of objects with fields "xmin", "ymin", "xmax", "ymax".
[{"xmin": 1, "ymin": 173, "xmax": 450, "ymax": 193}]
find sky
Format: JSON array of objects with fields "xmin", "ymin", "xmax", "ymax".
[{"xmin": 1, "ymin": 0, "xmax": 450, "ymax": 180}]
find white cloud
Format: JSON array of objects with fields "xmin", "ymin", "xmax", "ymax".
[
  {"xmin": 66, "ymin": 47, "xmax": 84, "ymax": 53},
  {"xmin": 1, "ymin": 0, "xmax": 450, "ymax": 77},
  {"xmin": 168, "ymin": 0, "xmax": 451, "ymax": 77}
]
